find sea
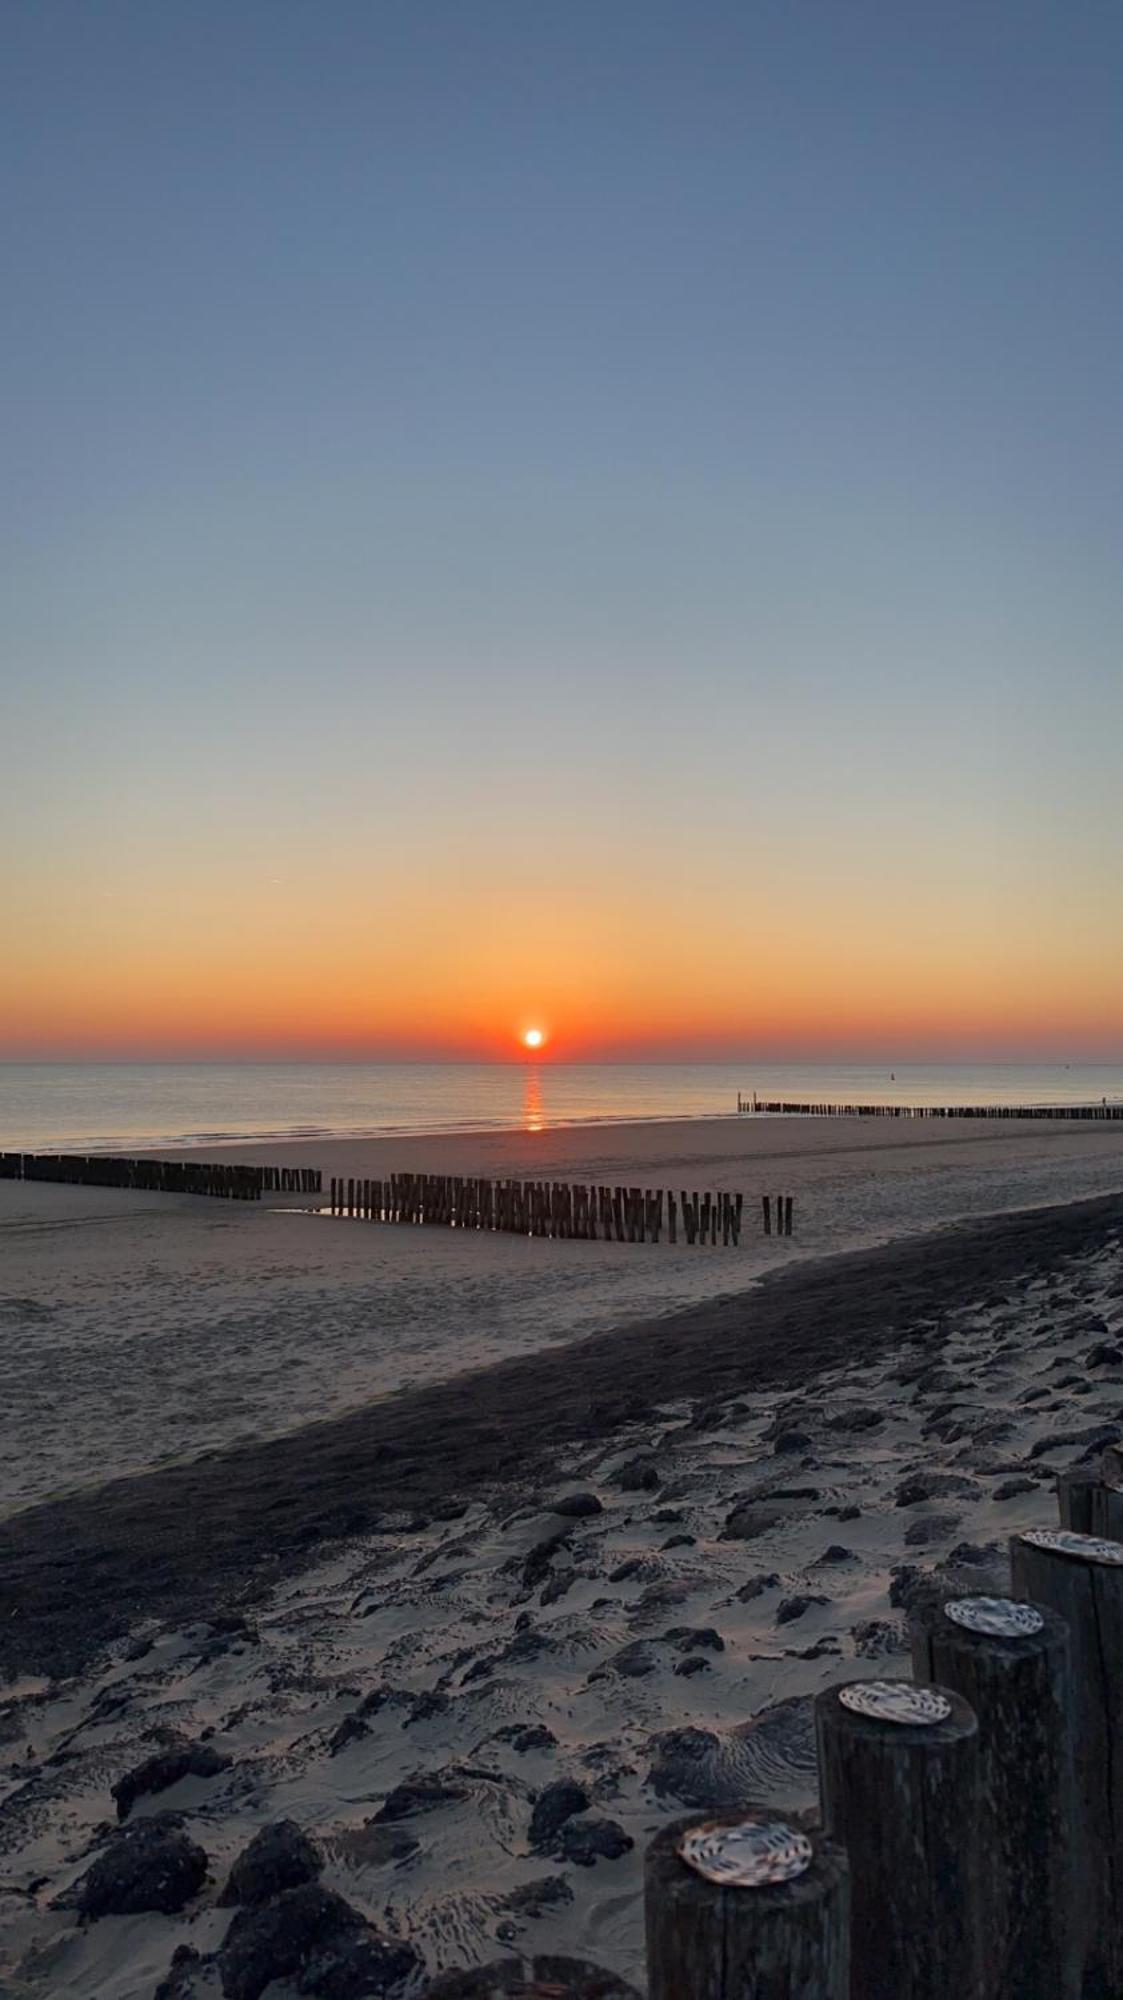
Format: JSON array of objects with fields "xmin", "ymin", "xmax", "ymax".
[{"xmin": 2, "ymin": 1061, "xmax": 1122, "ymax": 1153}]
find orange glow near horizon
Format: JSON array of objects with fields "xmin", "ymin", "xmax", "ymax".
[{"xmin": 2, "ymin": 814, "xmax": 1122, "ymax": 1063}]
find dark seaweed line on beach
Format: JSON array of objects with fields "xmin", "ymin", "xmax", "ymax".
[{"xmin": 2, "ymin": 1190, "xmax": 1122, "ymax": 1681}]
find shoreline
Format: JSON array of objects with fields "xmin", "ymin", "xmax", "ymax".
[
  {"xmin": 2, "ymin": 1107, "xmax": 743, "ymax": 1157},
  {"xmin": 6, "ymin": 1103, "xmax": 1123, "ymax": 1158},
  {"xmin": 4, "ymin": 1185, "xmax": 1121, "ymax": 1683}
]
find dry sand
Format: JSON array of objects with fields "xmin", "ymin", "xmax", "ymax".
[{"xmin": 2, "ymin": 1118, "xmax": 1123, "ymax": 1997}]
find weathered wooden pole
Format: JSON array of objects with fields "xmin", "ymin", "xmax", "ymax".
[
  {"xmin": 1089, "ymin": 1447, "xmax": 1123, "ymax": 1541},
  {"xmin": 1011, "ymin": 1525, "xmax": 1123, "ymax": 1997},
  {"xmin": 815, "ymin": 1679, "xmax": 983, "ymax": 2000},
  {"xmin": 667, "ymin": 1192, "xmax": 677, "ymax": 1244},
  {"xmin": 645, "ymin": 1809, "xmax": 849, "ymax": 2000},
  {"xmin": 1057, "ymin": 1466, "xmax": 1099, "ymax": 1534},
  {"xmin": 1102, "ymin": 1442, "xmax": 1123, "ymax": 1486},
  {"xmin": 762, "ymin": 1194, "xmax": 772, "ymax": 1236},
  {"xmin": 910, "ymin": 1594, "xmax": 1077, "ymax": 2000}
]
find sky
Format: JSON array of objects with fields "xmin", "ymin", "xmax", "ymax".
[{"xmin": 2, "ymin": 0, "xmax": 1121, "ymax": 1062}]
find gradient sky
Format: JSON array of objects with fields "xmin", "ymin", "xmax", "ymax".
[{"xmin": 3, "ymin": 1, "xmax": 1121, "ymax": 1061}]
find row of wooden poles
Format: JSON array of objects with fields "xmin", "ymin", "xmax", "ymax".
[
  {"xmin": 738, "ymin": 1092, "xmax": 1123, "ymax": 1121},
  {"xmin": 490, "ymin": 1453, "xmax": 1123, "ymax": 2000},
  {"xmin": 650, "ymin": 1452, "xmax": 1123, "ymax": 2000},
  {"xmin": 328, "ymin": 1173, "xmax": 796, "ymax": 1242},
  {"xmin": 0, "ymin": 1153, "xmax": 321, "ymax": 1200}
]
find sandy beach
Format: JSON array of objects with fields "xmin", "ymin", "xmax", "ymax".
[
  {"xmin": 4, "ymin": 1114, "xmax": 1123, "ymax": 1513},
  {"xmin": 1, "ymin": 1116, "xmax": 1123, "ymax": 1995}
]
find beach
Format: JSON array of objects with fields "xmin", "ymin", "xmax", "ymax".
[
  {"xmin": 2, "ymin": 1118, "xmax": 1123, "ymax": 1996},
  {"xmin": 4, "ymin": 1114, "xmax": 1123, "ymax": 1512}
]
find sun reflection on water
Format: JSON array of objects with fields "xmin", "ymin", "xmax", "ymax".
[{"xmin": 522, "ymin": 1065, "xmax": 546, "ymax": 1132}]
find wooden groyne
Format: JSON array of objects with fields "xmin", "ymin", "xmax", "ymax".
[
  {"xmin": 738, "ymin": 1092, "xmax": 1123, "ymax": 1121},
  {"xmin": 640, "ymin": 1457, "xmax": 1123, "ymax": 1999},
  {"xmin": 328, "ymin": 1173, "xmax": 794, "ymax": 1243},
  {"xmin": 0, "ymin": 1154, "xmax": 321, "ymax": 1200}
]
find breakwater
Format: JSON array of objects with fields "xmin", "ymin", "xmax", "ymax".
[
  {"xmin": 329, "ymin": 1173, "xmax": 795, "ymax": 1243},
  {"xmin": 0, "ymin": 1154, "xmax": 321, "ymax": 1200},
  {"xmin": 739, "ymin": 1094, "xmax": 1123, "ymax": 1120}
]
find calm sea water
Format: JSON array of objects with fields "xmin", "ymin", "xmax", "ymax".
[{"xmin": 2, "ymin": 1062, "xmax": 1122, "ymax": 1152}]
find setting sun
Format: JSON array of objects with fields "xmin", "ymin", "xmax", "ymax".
[{"xmin": 522, "ymin": 1028, "xmax": 546, "ymax": 1050}]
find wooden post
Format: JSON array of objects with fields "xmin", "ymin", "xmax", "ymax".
[
  {"xmin": 668, "ymin": 1193, "xmax": 677, "ymax": 1244},
  {"xmin": 910, "ymin": 1595, "xmax": 1078, "ymax": 2000},
  {"xmin": 815, "ymin": 1680, "xmax": 983, "ymax": 2000},
  {"xmin": 762, "ymin": 1195, "xmax": 772, "ymax": 1236},
  {"xmin": 645, "ymin": 1809, "xmax": 849, "ymax": 2000},
  {"xmin": 1011, "ymin": 1526, "xmax": 1123, "ymax": 1997},
  {"xmin": 1090, "ymin": 1450, "xmax": 1123, "ymax": 1542},
  {"xmin": 784, "ymin": 1194, "xmax": 794, "ymax": 1236},
  {"xmin": 1102, "ymin": 1442, "xmax": 1123, "ymax": 1487},
  {"xmin": 628, "ymin": 1186, "xmax": 641, "ymax": 1243}
]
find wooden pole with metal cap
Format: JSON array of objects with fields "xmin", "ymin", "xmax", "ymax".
[
  {"xmin": 1011, "ymin": 1525, "xmax": 1123, "ymax": 1999},
  {"xmin": 910, "ymin": 1593, "xmax": 1077, "ymax": 2000},
  {"xmin": 645, "ymin": 1808, "xmax": 849, "ymax": 2000},
  {"xmin": 815, "ymin": 1679, "xmax": 983, "ymax": 2000}
]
